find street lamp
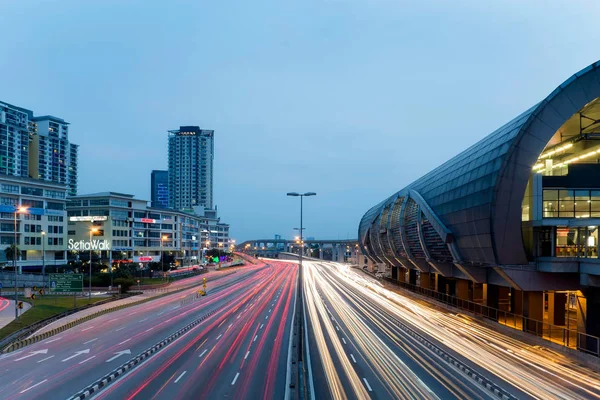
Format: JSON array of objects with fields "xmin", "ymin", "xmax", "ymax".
[
  {"xmin": 286, "ymin": 192, "xmax": 316, "ymax": 268},
  {"xmin": 161, "ymin": 235, "xmax": 168, "ymax": 281},
  {"xmin": 89, "ymin": 227, "xmax": 99, "ymax": 300},
  {"xmin": 14, "ymin": 206, "xmax": 27, "ymax": 319},
  {"xmin": 41, "ymin": 230, "xmax": 46, "ymax": 286}
]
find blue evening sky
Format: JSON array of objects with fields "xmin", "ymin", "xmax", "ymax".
[{"xmin": 1, "ymin": 0, "xmax": 599, "ymax": 241}]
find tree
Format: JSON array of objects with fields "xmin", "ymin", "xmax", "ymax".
[{"xmin": 4, "ymin": 244, "xmax": 20, "ymax": 262}]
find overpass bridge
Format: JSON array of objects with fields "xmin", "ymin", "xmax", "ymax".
[{"xmin": 237, "ymin": 239, "xmax": 359, "ymax": 263}]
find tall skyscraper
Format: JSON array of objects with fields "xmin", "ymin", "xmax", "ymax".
[
  {"xmin": 150, "ymin": 170, "xmax": 169, "ymax": 208},
  {"xmin": 0, "ymin": 101, "xmax": 78, "ymax": 195},
  {"xmin": 168, "ymin": 126, "xmax": 214, "ymax": 210}
]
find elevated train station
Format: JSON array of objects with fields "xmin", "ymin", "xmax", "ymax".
[{"xmin": 359, "ymin": 60, "xmax": 600, "ymax": 354}]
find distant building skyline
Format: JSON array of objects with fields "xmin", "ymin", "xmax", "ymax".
[
  {"xmin": 0, "ymin": 101, "xmax": 78, "ymax": 196},
  {"xmin": 150, "ymin": 170, "xmax": 168, "ymax": 209},
  {"xmin": 168, "ymin": 126, "xmax": 214, "ymax": 210}
]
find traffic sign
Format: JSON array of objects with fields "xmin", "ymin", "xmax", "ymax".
[{"xmin": 48, "ymin": 273, "xmax": 83, "ymax": 293}]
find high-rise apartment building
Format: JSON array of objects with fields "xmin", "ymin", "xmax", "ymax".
[
  {"xmin": 168, "ymin": 126, "xmax": 213, "ymax": 210},
  {"xmin": 0, "ymin": 101, "xmax": 78, "ymax": 195},
  {"xmin": 150, "ymin": 170, "xmax": 169, "ymax": 208}
]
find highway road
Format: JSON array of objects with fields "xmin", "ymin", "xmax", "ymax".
[
  {"xmin": 0, "ymin": 261, "xmax": 298, "ymax": 400},
  {"xmin": 304, "ymin": 260, "xmax": 600, "ymax": 400}
]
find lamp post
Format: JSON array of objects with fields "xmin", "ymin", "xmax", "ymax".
[
  {"xmin": 286, "ymin": 192, "xmax": 316, "ymax": 269},
  {"xmin": 14, "ymin": 206, "xmax": 27, "ymax": 319},
  {"xmin": 41, "ymin": 230, "xmax": 46, "ymax": 286},
  {"xmin": 161, "ymin": 235, "xmax": 168, "ymax": 281},
  {"xmin": 89, "ymin": 227, "xmax": 99, "ymax": 300}
]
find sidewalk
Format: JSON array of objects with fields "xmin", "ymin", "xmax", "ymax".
[{"xmin": 0, "ymin": 297, "xmax": 31, "ymax": 330}]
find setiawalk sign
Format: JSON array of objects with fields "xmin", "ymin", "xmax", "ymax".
[{"xmin": 68, "ymin": 239, "xmax": 111, "ymax": 251}]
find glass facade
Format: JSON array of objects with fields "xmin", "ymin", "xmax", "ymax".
[{"xmin": 360, "ymin": 59, "xmax": 600, "ymax": 273}]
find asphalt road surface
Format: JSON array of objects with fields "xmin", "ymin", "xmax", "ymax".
[
  {"xmin": 304, "ymin": 261, "xmax": 600, "ymax": 400},
  {"xmin": 0, "ymin": 261, "xmax": 298, "ymax": 400}
]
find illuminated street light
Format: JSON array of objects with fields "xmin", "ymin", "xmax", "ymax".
[
  {"xmin": 89, "ymin": 227, "xmax": 99, "ymax": 300},
  {"xmin": 161, "ymin": 235, "xmax": 168, "ymax": 281},
  {"xmin": 13, "ymin": 206, "xmax": 28, "ymax": 319}
]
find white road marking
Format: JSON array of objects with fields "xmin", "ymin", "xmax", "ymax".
[
  {"xmin": 254, "ymin": 335, "xmax": 258, "ymax": 342},
  {"xmin": 145, "ymin": 327, "xmax": 154, "ymax": 332},
  {"xmin": 231, "ymin": 372, "xmax": 240, "ymax": 385},
  {"xmin": 216, "ymin": 334, "xmax": 222, "ymax": 340},
  {"xmin": 19, "ymin": 379, "xmax": 48, "ymax": 394},
  {"xmin": 199, "ymin": 349, "xmax": 208, "ymax": 358},
  {"xmin": 363, "ymin": 378, "xmax": 373, "ymax": 392},
  {"xmin": 260, "ymin": 324, "xmax": 264, "ymax": 329},
  {"xmin": 350, "ymin": 354, "xmax": 357, "ymax": 363},
  {"xmin": 227, "ymin": 324, "xmax": 232, "ymax": 330},
  {"xmin": 106, "ymin": 349, "xmax": 131, "ymax": 363},
  {"xmin": 244, "ymin": 351, "xmax": 250, "ymax": 360},
  {"xmin": 79, "ymin": 355, "xmax": 96, "ymax": 364},
  {"xmin": 15, "ymin": 349, "xmax": 48, "ymax": 361},
  {"xmin": 342, "ymin": 338, "xmax": 346, "ymax": 344},
  {"xmin": 268, "ymin": 308, "xmax": 272, "ymax": 313},
  {"xmin": 335, "ymin": 326, "xmax": 339, "ymax": 331},
  {"xmin": 84, "ymin": 338, "xmax": 98, "ymax": 344},
  {"xmin": 44, "ymin": 337, "xmax": 62, "ymax": 344},
  {"xmin": 118, "ymin": 338, "xmax": 131, "ymax": 345},
  {"xmin": 139, "ymin": 318, "xmax": 148, "ymax": 322},
  {"xmin": 115, "ymin": 327, "xmax": 125, "ymax": 332},
  {"xmin": 37, "ymin": 355, "xmax": 55, "ymax": 363},
  {"xmin": 265, "ymin": 315, "xmax": 269, "ymax": 320},
  {"xmin": 81, "ymin": 326, "xmax": 94, "ymax": 332},
  {"xmin": 174, "ymin": 371, "xmax": 187, "ymax": 383},
  {"xmin": 62, "ymin": 349, "xmax": 90, "ymax": 362},
  {"xmin": 157, "ymin": 311, "xmax": 165, "ymax": 316}
]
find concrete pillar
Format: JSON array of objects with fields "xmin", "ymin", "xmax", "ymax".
[
  {"xmin": 319, "ymin": 245, "xmax": 323, "ymax": 260},
  {"xmin": 473, "ymin": 283, "xmax": 484, "ymax": 303},
  {"xmin": 485, "ymin": 284, "xmax": 500, "ymax": 310},
  {"xmin": 456, "ymin": 279, "xmax": 471, "ymax": 301},
  {"xmin": 512, "ymin": 289, "xmax": 524, "ymax": 315},
  {"xmin": 409, "ymin": 269, "xmax": 417, "ymax": 286},
  {"xmin": 523, "ymin": 291, "xmax": 544, "ymax": 335},
  {"xmin": 397, "ymin": 267, "xmax": 406, "ymax": 283},
  {"xmin": 582, "ymin": 288, "xmax": 600, "ymax": 351},
  {"xmin": 498, "ymin": 286, "xmax": 511, "ymax": 312},
  {"xmin": 547, "ymin": 292, "xmax": 567, "ymax": 326},
  {"xmin": 437, "ymin": 275, "xmax": 448, "ymax": 294},
  {"xmin": 420, "ymin": 272, "xmax": 431, "ymax": 290}
]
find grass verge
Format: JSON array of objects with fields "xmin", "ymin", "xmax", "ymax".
[{"xmin": 0, "ymin": 295, "xmax": 107, "ymax": 341}]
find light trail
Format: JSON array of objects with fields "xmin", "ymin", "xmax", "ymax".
[{"xmin": 304, "ymin": 260, "xmax": 600, "ymax": 400}]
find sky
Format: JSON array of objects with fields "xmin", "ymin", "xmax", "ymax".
[{"xmin": 1, "ymin": 0, "xmax": 600, "ymax": 242}]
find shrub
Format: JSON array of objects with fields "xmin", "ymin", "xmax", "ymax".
[{"xmin": 113, "ymin": 277, "xmax": 136, "ymax": 293}]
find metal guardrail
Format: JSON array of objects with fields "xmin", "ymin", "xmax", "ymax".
[{"xmin": 382, "ymin": 277, "xmax": 600, "ymax": 358}]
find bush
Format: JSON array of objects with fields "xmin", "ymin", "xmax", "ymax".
[{"xmin": 114, "ymin": 277, "xmax": 136, "ymax": 293}]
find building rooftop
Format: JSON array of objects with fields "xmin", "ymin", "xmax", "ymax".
[{"xmin": 31, "ymin": 115, "xmax": 70, "ymax": 125}]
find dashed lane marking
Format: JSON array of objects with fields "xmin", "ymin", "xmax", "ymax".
[
  {"xmin": 19, "ymin": 379, "xmax": 48, "ymax": 394},
  {"xmin": 174, "ymin": 371, "xmax": 187, "ymax": 383}
]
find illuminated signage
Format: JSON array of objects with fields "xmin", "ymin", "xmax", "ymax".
[
  {"xmin": 69, "ymin": 216, "xmax": 108, "ymax": 222},
  {"xmin": 68, "ymin": 239, "xmax": 110, "ymax": 251},
  {"xmin": 140, "ymin": 218, "xmax": 156, "ymax": 223},
  {"xmin": 138, "ymin": 256, "xmax": 153, "ymax": 262}
]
